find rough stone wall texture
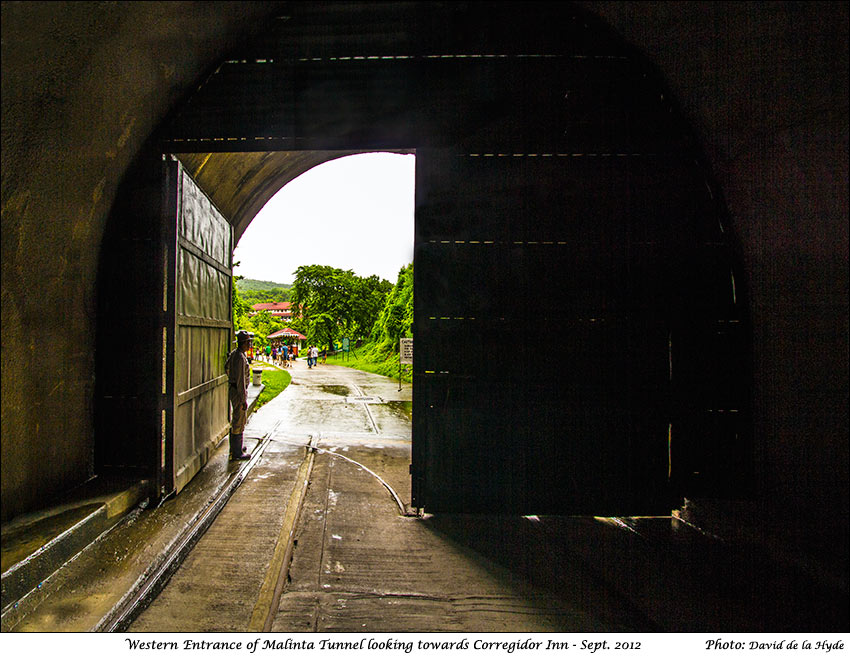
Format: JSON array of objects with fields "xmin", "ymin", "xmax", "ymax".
[{"xmin": 2, "ymin": 1, "xmax": 847, "ymax": 556}]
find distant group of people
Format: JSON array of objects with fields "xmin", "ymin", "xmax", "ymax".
[
  {"xmin": 253, "ymin": 341, "xmax": 336, "ymax": 370},
  {"xmin": 262, "ymin": 343, "xmax": 296, "ymax": 368},
  {"xmin": 306, "ymin": 345, "xmax": 321, "ymax": 369}
]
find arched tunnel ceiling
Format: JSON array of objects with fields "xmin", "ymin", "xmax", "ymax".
[{"xmin": 175, "ymin": 149, "xmax": 412, "ymax": 243}]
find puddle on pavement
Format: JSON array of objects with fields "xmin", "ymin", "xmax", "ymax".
[
  {"xmin": 382, "ymin": 401, "xmax": 413, "ymax": 421},
  {"xmin": 318, "ymin": 385, "xmax": 352, "ymax": 396}
]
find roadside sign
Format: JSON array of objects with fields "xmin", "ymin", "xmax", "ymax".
[
  {"xmin": 400, "ymin": 338, "xmax": 413, "ymax": 364},
  {"xmin": 342, "ymin": 337, "xmax": 350, "ymax": 352}
]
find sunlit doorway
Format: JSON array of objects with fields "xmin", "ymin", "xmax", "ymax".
[{"xmin": 232, "ymin": 151, "xmax": 415, "ymax": 380}]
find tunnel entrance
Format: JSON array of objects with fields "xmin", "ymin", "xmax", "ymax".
[
  {"xmin": 96, "ymin": 151, "xmax": 415, "ymax": 499},
  {"xmin": 95, "ymin": 1, "xmax": 752, "ymax": 515}
]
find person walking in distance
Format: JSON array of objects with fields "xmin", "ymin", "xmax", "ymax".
[{"xmin": 225, "ymin": 330, "xmax": 253, "ymax": 461}]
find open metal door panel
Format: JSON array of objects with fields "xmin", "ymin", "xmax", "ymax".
[{"xmin": 162, "ymin": 160, "xmax": 233, "ymax": 495}]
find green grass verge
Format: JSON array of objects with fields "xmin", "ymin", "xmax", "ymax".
[
  {"xmin": 325, "ymin": 342, "xmax": 412, "ymax": 383},
  {"xmin": 254, "ymin": 367, "xmax": 292, "ymax": 410}
]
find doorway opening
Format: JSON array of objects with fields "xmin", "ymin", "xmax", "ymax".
[{"xmin": 231, "ymin": 151, "xmax": 415, "ymax": 387}]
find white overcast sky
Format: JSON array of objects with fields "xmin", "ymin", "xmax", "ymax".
[{"xmin": 233, "ymin": 152, "xmax": 415, "ymax": 284}]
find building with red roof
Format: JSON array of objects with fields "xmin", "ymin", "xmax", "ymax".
[
  {"xmin": 250, "ymin": 302, "xmax": 292, "ymax": 321},
  {"xmin": 267, "ymin": 327, "xmax": 307, "ymax": 353}
]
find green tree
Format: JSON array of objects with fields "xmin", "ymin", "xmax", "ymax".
[
  {"xmin": 375, "ymin": 263, "xmax": 413, "ymax": 352},
  {"xmin": 323, "ymin": 263, "xmax": 413, "ymax": 382},
  {"xmin": 232, "ymin": 272, "xmax": 286, "ymax": 350},
  {"xmin": 291, "ymin": 265, "xmax": 351, "ymax": 343},
  {"xmin": 351, "ymin": 274, "xmax": 393, "ymax": 339},
  {"xmin": 248, "ymin": 310, "xmax": 285, "ymax": 350},
  {"xmin": 232, "ymin": 273, "xmax": 252, "ymax": 331},
  {"xmin": 240, "ymin": 288, "xmax": 290, "ymax": 306},
  {"xmin": 291, "ymin": 264, "xmax": 391, "ymax": 347},
  {"xmin": 307, "ymin": 312, "xmax": 338, "ymax": 348}
]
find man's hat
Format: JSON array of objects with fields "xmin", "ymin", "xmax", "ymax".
[{"xmin": 235, "ymin": 330, "xmax": 254, "ymax": 343}]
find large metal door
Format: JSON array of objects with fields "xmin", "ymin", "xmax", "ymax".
[
  {"xmin": 145, "ymin": 2, "xmax": 751, "ymax": 514},
  {"xmin": 412, "ymin": 148, "xmax": 748, "ymax": 515},
  {"xmin": 161, "ymin": 160, "xmax": 233, "ymax": 495}
]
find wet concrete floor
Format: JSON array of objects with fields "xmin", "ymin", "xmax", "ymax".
[
  {"xmin": 128, "ymin": 359, "xmax": 652, "ymax": 632},
  {"xmin": 8, "ymin": 359, "xmax": 845, "ymax": 632}
]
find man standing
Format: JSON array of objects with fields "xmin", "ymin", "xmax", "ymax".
[{"xmin": 225, "ymin": 330, "xmax": 253, "ymax": 461}]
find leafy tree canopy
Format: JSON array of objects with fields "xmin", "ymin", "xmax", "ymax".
[
  {"xmin": 374, "ymin": 263, "xmax": 413, "ymax": 354},
  {"xmin": 232, "ymin": 266, "xmax": 409, "ymax": 359},
  {"xmin": 324, "ymin": 263, "xmax": 414, "ymax": 381},
  {"xmin": 290, "ymin": 265, "xmax": 392, "ymax": 347},
  {"xmin": 241, "ymin": 288, "xmax": 290, "ymax": 305},
  {"xmin": 232, "ymin": 274, "xmax": 286, "ymax": 350}
]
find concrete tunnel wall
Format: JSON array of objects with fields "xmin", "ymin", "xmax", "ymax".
[
  {"xmin": 1, "ymin": 0, "xmax": 289, "ymax": 521},
  {"xmin": 1, "ymin": 2, "xmax": 847, "ymax": 556}
]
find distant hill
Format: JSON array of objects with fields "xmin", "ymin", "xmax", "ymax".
[
  {"xmin": 236, "ymin": 278, "xmax": 291, "ymax": 304},
  {"xmin": 236, "ymin": 278, "xmax": 292, "ymax": 292}
]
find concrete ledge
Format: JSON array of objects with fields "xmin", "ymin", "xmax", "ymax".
[
  {"xmin": 1, "ymin": 477, "xmax": 149, "ymax": 628},
  {"xmin": 1, "ymin": 381, "xmax": 269, "ymax": 631},
  {"xmin": 247, "ymin": 383, "xmax": 264, "ymax": 413}
]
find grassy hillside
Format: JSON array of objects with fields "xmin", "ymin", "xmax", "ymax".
[
  {"xmin": 236, "ymin": 278, "xmax": 292, "ymax": 292},
  {"xmin": 236, "ymin": 278, "xmax": 292, "ymax": 304}
]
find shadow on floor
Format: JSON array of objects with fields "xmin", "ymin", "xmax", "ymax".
[{"xmin": 421, "ymin": 513, "xmax": 849, "ymax": 632}]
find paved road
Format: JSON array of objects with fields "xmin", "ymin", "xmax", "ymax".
[
  {"xmin": 130, "ymin": 359, "xmax": 650, "ymax": 632},
  {"xmin": 10, "ymin": 361, "xmax": 840, "ymax": 633}
]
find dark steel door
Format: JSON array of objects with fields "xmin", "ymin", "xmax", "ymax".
[{"xmin": 412, "ymin": 149, "xmax": 748, "ymax": 515}]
